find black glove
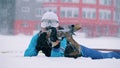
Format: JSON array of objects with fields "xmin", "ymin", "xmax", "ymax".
[
  {"xmin": 36, "ymin": 32, "xmax": 52, "ymax": 57},
  {"xmin": 50, "ymin": 27, "xmax": 60, "ymax": 48}
]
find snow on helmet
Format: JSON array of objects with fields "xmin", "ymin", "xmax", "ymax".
[{"xmin": 41, "ymin": 11, "xmax": 59, "ymax": 28}]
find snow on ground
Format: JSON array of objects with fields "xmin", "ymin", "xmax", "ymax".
[{"xmin": 0, "ymin": 34, "xmax": 120, "ymax": 68}]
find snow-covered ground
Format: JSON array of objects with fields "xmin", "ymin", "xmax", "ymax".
[{"xmin": 0, "ymin": 33, "xmax": 120, "ymax": 68}]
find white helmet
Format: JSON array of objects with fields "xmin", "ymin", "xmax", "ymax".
[
  {"xmin": 41, "ymin": 11, "xmax": 59, "ymax": 28},
  {"xmin": 41, "ymin": 12, "xmax": 59, "ymax": 21}
]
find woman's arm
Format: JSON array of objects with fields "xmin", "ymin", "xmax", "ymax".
[{"xmin": 24, "ymin": 33, "xmax": 39, "ymax": 57}]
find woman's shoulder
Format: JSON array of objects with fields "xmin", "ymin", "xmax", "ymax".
[{"xmin": 31, "ymin": 33, "xmax": 39, "ymax": 40}]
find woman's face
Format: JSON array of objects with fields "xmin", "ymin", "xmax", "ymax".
[{"xmin": 41, "ymin": 26, "xmax": 58, "ymax": 39}]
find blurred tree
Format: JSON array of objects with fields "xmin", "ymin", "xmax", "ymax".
[{"xmin": 0, "ymin": 0, "xmax": 15, "ymax": 35}]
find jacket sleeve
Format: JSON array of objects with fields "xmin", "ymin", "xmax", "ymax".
[
  {"xmin": 24, "ymin": 33, "xmax": 39, "ymax": 57},
  {"xmin": 51, "ymin": 38, "xmax": 67, "ymax": 57}
]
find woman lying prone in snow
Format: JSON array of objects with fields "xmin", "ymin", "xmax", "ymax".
[{"xmin": 24, "ymin": 12, "xmax": 120, "ymax": 59}]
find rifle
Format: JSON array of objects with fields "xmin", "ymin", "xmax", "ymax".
[
  {"xmin": 45, "ymin": 24, "xmax": 82, "ymax": 38},
  {"xmin": 46, "ymin": 24, "xmax": 120, "ymax": 52}
]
